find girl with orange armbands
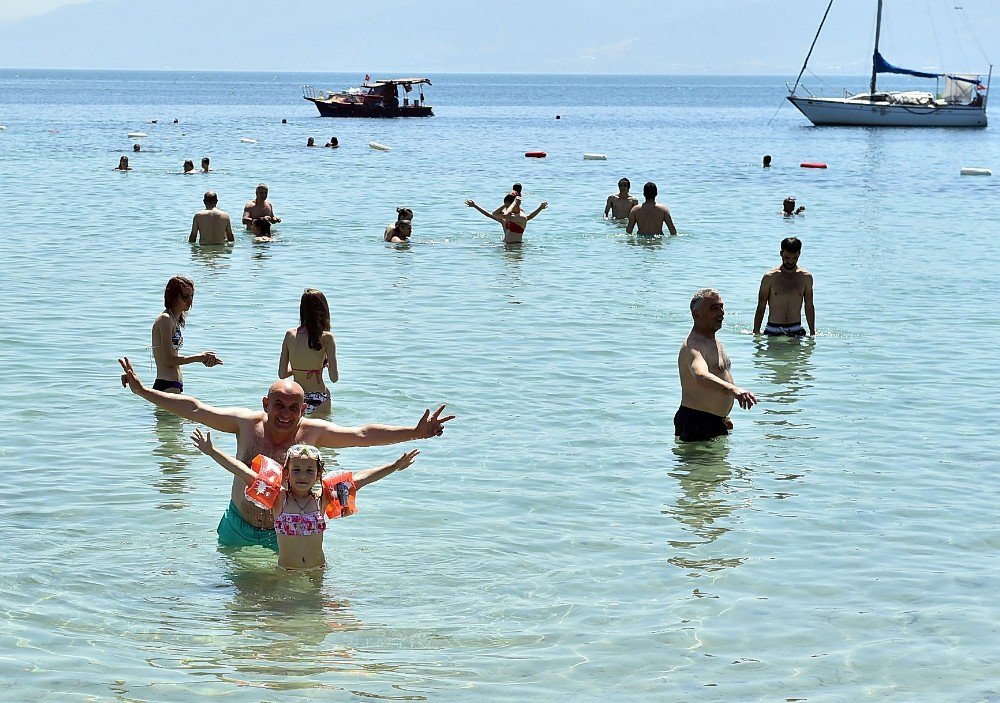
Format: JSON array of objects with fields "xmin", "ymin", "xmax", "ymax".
[{"xmin": 191, "ymin": 428, "xmax": 418, "ymax": 570}]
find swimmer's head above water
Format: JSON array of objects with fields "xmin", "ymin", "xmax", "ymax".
[
  {"xmin": 183, "ymin": 159, "xmax": 195, "ymax": 173},
  {"xmin": 251, "ymin": 217, "xmax": 272, "ymax": 237}
]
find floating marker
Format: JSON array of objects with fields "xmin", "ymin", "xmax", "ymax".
[
  {"xmin": 0, "ymin": 125, "xmax": 7, "ymax": 130},
  {"xmin": 127, "ymin": 131, "xmax": 147, "ymax": 138},
  {"xmin": 369, "ymin": 141, "xmax": 392, "ymax": 151},
  {"xmin": 240, "ymin": 137, "xmax": 257, "ymax": 144},
  {"xmin": 525, "ymin": 151, "xmax": 547, "ymax": 158},
  {"xmin": 960, "ymin": 167, "xmax": 991, "ymax": 176},
  {"xmin": 583, "ymin": 153, "xmax": 607, "ymax": 160},
  {"xmin": 800, "ymin": 162, "xmax": 827, "ymax": 169}
]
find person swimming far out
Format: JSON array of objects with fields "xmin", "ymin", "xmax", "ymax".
[
  {"xmin": 782, "ymin": 196, "xmax": 805, "ymax": 216},
  {"xmin": 278, "ymin": 288, "xmax": 339, "ymax": 415},
  {"xmin": 115, "ymin": 156, "xmax": 132, "ymax": 171},
  {"xmin": 324, "ymin": 136, "xmax": 339, "ymax": 148},
  {"xmin": 307, "ymin": 137, "xmax": 316, "ymax": 147},
  {"xmin": 183, "ymin": 159, "xmax": 195, "ymax": 174},
  {"xmin": 191, "ymin": 428, "xmax": 419, "ymax": 570},
  {"xmin": 384, "ymin": 207, "xmax": 413, "ymax": 242}
]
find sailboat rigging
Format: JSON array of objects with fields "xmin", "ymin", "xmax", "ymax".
[{"xmin": 787, "ymin": 0, "xmax": 991, "ymax": 127}]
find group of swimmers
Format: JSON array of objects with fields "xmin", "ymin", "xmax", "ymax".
[{"xmin": 117, "ymin": 141, "xmax": 818, "ymax": 570}]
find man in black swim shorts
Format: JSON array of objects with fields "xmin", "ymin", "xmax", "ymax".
[{"xmin": 676, "ymin": 288, "xmax": 757, "ymax": 442}]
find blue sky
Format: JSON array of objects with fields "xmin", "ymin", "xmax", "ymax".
[{"xmin": 0, "ymin": 0, "xmax": 996, "ymax": 74}]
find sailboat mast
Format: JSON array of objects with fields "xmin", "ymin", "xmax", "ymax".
[{"xmin": 869, "ymin": 0, "xmax": 884, "ymax": 99}]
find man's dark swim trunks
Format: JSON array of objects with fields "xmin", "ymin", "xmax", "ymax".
[
  {"xmin": 674, "ymin": 406, "xmax": 729, "ymax": 442},
  {"xmin": 764, "ymin": 321, "xmax": 806, "ymax": 337}
]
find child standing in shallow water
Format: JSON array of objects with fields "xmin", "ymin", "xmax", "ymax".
[{"xmin": 191, "ymin": 428, "xmax": 418, "ymax": 570}]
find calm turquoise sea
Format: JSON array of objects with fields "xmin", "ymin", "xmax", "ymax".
[{"xmin": 0, "ymin": 70, "xmax": 998, "ymax": 702}]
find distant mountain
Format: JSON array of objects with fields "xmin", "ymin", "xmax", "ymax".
[{"xmin": 0, "ymin": 0, "xmax": 994, "ymax": 74}]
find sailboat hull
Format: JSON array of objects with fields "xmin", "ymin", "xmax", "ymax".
[{"xmin": 788, "ymin": 96, "xmax": 987, "ymax": 127}]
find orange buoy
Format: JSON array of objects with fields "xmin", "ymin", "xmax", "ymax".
[
  {"xmin": 801, "ymin": 162, "xmax": 827, "ymax": 169},
  {"xmin": 525, "ymin": 151, "xmax": 547, "ymax": 158}
]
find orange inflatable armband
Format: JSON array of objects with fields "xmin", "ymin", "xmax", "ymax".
[
  {"xmin": 322, "ymin": 472, "xmax": 357, "ymax": 519},
  {"xmin": 245, "ymin": 455, "xmax": 283, "ymax": 510}
]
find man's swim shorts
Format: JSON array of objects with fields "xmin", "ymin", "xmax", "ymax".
[
  {"xmin": 674, "ymin": 406, "xmax": 729, "ymax": 443},
  {"xmin": 217, "ymin": 500, "xmax": 278, "ymax": 551}
]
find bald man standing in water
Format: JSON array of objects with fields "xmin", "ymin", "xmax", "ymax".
[
  {"xmin": 189, "ymin": 191, "xmax": 234, "ymax": 245},
  {"xmin": 676, "ymin": 289, "xmax": 757, "ymax": 442},
  {"xmin": 118, "ymin": 358, "xmax": 454, "ymax": 550}
]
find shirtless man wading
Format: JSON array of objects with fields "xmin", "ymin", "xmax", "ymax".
[
  {"xmin": 604, "ymin": 178, "xmax": 638, "ymax": 219},
  {"xmin": 189, "ymin": 191, "xmax": 234, "ymax": 245},
  {"xmin": 242, "ymin": 183, "xmax": 281, "ymax": 228},
  {"xmin": 752, "ymin": 237, "xmax": 815, "ymax": 337},
  {"xmin": 118, "ymin": 358, "xmax": 454, "ymax": 550},
  {"xmin": 626, "ymin": 182, "xmax": 677, "ymax": 236},
  {"xmin": 676, "ymin": 289, "xmax": 757, "ymax": 442}
]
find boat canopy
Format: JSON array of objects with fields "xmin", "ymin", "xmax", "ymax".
[
  {"xmin": 373, "ymin": 78, "xmax": 432, "ymax": 86},
  {"xmin": 874, "ymin": 51, "xmax": 981, "ymax": 84}
]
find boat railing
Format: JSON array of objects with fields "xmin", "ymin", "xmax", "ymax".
[{"xmin": 302, "ymin": 85, "xmax": 327, "ymax": 100}]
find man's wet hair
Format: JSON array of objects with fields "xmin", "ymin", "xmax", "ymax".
[
  {"xmin": 512, "ymin": 183, "xmax": 522, "ymax": 194},
  {"xmin": 619, "ymin": 178, "xmax": 630, "ymax": 188},
  {"xmin": 781, "ymin": 237, "xmax": 802, "ymax": 253},
  {"xmin": 643, "ymin": 182, "xmax": 657, "ymax": 199},
  {"xmin": 690, "ymin": 288, "xmax": 721, "ymax": 313}
]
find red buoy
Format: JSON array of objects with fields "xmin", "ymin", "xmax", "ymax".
[
  {"xmin": 801, "ymin": 162, "xmax": 827, "ymax": 169},
  {"xmin": 525, "ymin": 151, "xmax": 547, "ymax": 158}
]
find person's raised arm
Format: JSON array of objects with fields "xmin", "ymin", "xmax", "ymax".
[
  {"xmin": 352, "ymin": 449, "xmax": 419, "ymax": 490},
  {"xmin": 525, "ymin": 201, "xmax": 548, "ymax": 222},
  {"xmin": 325, "ymin": 332, "xmax": 339, "ymax": 384},
  {"xmin": 310, "ymin": 404, "xmax": 455, "ymax": 449},
  {"xmin": 804, "ymin": 272, "xmax": 816, "ymax": 336},
  {"xmin": 190, "ymin": 428, "xmax": 257, "ymax": 487},
  {"xmin": 242, "ymin": 201, "xmax": 253, "ymax": 227},
  {"xmin": 119, "ymin": 356, "xmax": 247, "ymax": 433},
  {"xmin": 466, "ymin": 199, "xmax": 500, "ymax": 222},
  {"xmin": 189, "ymin": 215, "xmax": 199, "ymax": 244},
  {"xmin": 663, "ymin": 207, "xmax": 678, "ymax": 236},
  {"xmin": 626, "ymin": 204, "xmax": 638, "ymax": 234},
  {"xmin": 752, "ymin": 275, "xmax": 770, "ymax": 334},
  {"xmin": 684, "ymin": 347, "xmax": 757, "ymax": 410}
]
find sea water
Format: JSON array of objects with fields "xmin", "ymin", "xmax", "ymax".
[{"xmin": 0, "ymin": 71, "xmax": 997, "ymax": 701}]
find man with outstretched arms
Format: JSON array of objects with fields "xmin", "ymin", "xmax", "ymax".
[
  {"xmin": 119, "ymin": 358, "xmax": 454, "ymax": 550},
  {"xmin": 753, "ymin": 236, "xmax": 815, "ymax": 337},
  {"xmin": 676, "ymin": 289, "xmax": 757, "ymax": 442}
]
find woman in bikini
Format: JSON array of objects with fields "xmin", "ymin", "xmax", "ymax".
[
  {"xmin": 466, "ymin": 194, "xmax": 547, "ymax": 245},
  {"xmin": 151, "ymin": 276, "xmax": 222, "ymax": 394},
  {"xmin": 191, "ymin": 428, "xmax": 418, "ymax": 570},
  {"xmin": 278, "ymin": 288, "xmax": 339, "ymax": 414}
]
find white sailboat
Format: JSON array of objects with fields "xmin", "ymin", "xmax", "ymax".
[{"xmin": 787, "ymin": 0, "xmax": 991, "ymax": 127}]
